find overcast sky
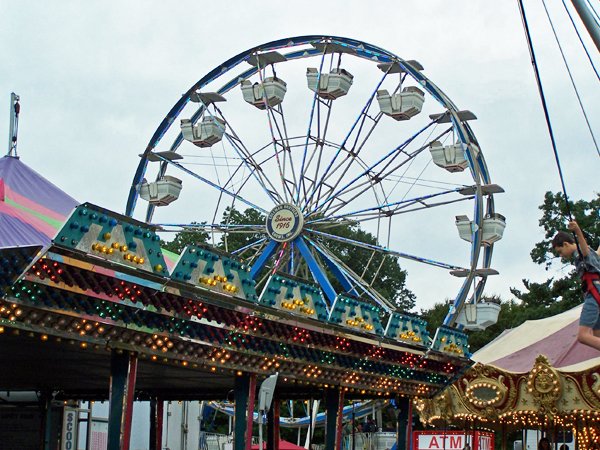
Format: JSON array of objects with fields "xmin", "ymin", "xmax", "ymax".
[
  {"xmin": 1, "ymin": 0, "xmax": 599, "ymax": 316},
  {"xmin": 2, "ymin": 2, "xmax": 600, "ymax": 448}
]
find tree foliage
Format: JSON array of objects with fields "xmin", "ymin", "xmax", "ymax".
[
  {"xmin": 218, "ymin": 207, "xmax": 265, "ymax": 252},
  {"xmin": 160, "ymin": 208, "xmax": 415, "ymax": 311},
  {"xmin": 513, "ymin": 191, "xmax": 599, "ymax": 308},
  {"xmin": 421, "ymin": 191, "xmax": 599, "ymax": 352},
  {"xmin": 319, "ymin": 221, "xmax": 415, "ymax": 311},
  {"xmin": 160, "ymin": 222, "xmax": 208, "ymax": 254},
  {"xmin": 530, "ymin": 191, "xmax": 599, "ymax": 268}
]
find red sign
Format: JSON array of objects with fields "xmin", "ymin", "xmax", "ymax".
[{"xmin": 413, "ymin": 431, "xmax": 494, "ymax": 450}]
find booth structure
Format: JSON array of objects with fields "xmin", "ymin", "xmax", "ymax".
[
  {"xmin": 415, "ymin": 306, "xmax": 600, "ymax": 449},
  {"xmin": 0, "ymin": 155, "xmax": 472, "ymax": 450}
]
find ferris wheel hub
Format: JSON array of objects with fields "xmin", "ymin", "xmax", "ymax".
[{"xmin": 266, "ymin": 203, "xmax": 304, "ymax": 242}]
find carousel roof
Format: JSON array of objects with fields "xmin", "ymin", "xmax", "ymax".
[{"xmin": 472, "ymin": 305, "xmax": 600, "ymax": 372}]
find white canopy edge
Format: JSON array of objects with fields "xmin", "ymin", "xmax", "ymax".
[{"xmin": 472, "ymin": 305, "xmax": 583, "ymax": 366}]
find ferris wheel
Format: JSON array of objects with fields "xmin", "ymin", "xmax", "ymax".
[{"xmin": 126, "ymin": 36, "xmax": 505, "ymax": 326}]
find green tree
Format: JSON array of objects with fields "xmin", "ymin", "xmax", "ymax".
[
  {"xmin": 161, "ymin": 208, "xmax": 415, "ymax": 311},
  {"xmin": 218, "ymin": 207, "xmax": 265, "ymax": 253},
  {"xmin": 419, "ymin": 192, "xmax": 599, "ymax": 353},
  {"xmin": 513, "ymin": 191, "xmax": 599, "ymax": 308},
  {"xmin": 530, "ymin": 191, "xmax": 599, "ymax": 268},
  {"xmin": 316, "ymin": 221, "xmax": 415, "ymax": 311},
  {"xmin": 420, "ymin": 296, "xmax": 515, "ymax": 353},
  {"xmin": 160, "ymin": 222, "xmax": 209, "ymax": 254}
]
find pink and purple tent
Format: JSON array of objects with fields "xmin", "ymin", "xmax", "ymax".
[
  {"xmin": 0, "ymin": 156, "xmax": 78, "ymax": 248},
  {"xmin": 472, "ymin": 305, "xmax": 600, "ymax": 372},
  {"xmin": 0, "ymin": 156, "xmax": 180, "ymax": 271}
]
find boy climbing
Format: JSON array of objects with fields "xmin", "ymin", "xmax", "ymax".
[{"xmin": 552, "ymin": 221, "xmax": 600, "ymax": 351}]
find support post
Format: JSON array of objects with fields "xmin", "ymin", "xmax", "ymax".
[
  {"xmin": 150, "ymin": 397, "xmax": 164, "ymax": 450},
  {"xmin": 107, "ymin": 351, "xmax": 138, "ymax": 450},
  {"xmin": 234, "ymin": 373, "xmax": 257, "ymax": 450},
  {"xmin": 325, "ymin": 388, "xmax": 342, "ymax": 450},
  {"xmin": 41, "ymin": 392, "xmax": 53, "ymax": 450},
  {"xmin": 267, "ymin": 404, "xmax": 275, "ymax": 450},
  {"xmin": 265, "ymin": 400, "xmax": 281, "ymax": 450},
  {"xmin": 274, "ymin": 401, "xmax": 280, "ymax": 450},
  {"xmin": 570, "ymin": 0, "xmax": 600, "ymax": 53},
  {"xmin": 335, "ymin": 389, "xmax": 345, "ymax": 450},
  {"xmin": 396, "ymin": 397, "xmax": 410, "ymax": 450}
]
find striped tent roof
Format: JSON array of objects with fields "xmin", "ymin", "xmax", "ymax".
[
  {"xmin": 0, "ymin": 156, "xmax": 78, "ymax": 248},
  {"xmin": 472, "ymin": 305, "xmax": 600, "ymax": 372}
]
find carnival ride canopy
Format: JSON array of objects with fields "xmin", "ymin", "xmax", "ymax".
[
  {"xmin": 0, "ymin": 156, "xmax": 78, "ymax": 247},
  {"xmin": 472, "ymin": 305, "xmax": 600, "ymax": 372}
]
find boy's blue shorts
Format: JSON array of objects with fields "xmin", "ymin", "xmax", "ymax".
[{"xmin": 580, "ymin": 294, "xmax": 600, "ymax": 329}]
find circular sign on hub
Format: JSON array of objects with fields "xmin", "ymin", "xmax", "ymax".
[{"xmin": 266, "ymin": 204, "xmax": 304, "ymax": 242}]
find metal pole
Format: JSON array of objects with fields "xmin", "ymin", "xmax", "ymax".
[
  {"xmin": 351, "ymin": 404, "xmax": 356, "ymax": 450},
  {"xmin": 107, "ymin": 350, "xmax": 138, "ymax": 450},
  {"xmin": 85, "ymin": 402, "xmax": 93, "ymax": 450},
  {"xmin": 325, "ymin": 389, "xmax": 340, "ymax": 450},
  {"xmin": 42, "ymin": 392, "xmax": 53, "ymax": 450},
  {"xmin": 570, "ymin": 0, "xmax": 600, "ymax": 53},
  {"xmin": 7, "ymin": 93, "xmax": 20, "ymax": 157},
  {"xmin": 259, "ymin": 412, "xmax": 264, "ymax": 450}
]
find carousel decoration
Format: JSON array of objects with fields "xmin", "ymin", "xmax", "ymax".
[{"xmin": 415, "ymin": 356, "xmax": 600, "ymax": 448}]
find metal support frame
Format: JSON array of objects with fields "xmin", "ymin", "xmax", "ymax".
[
  {"xmin": 570, "ymin": 0, "xmax": 600, "ymax": 53},
  {"xmin": 267, "ymin": 403, "xmax": 275, "ymax": 450},
  {"xmin": 335, "ymin": 390, "xmax": 345, "ymax": 450},
  {"xmin": 295, "ymin": 237, "xmax": 337, "ymax": 303},
  {"xmin": 149, "ymin": 397, "xmax": 163, "ymax": 450},
  {"xmin": 325, "ymin": 388, "xmax": 343, "ymax": 450},
  {"xmin": 107, "ymin": 350, "xmax": 138, "ymax": 450},
  {"xmin": 234, "ymin": 373, "xmax": 257, "ymax": 450},
  {"xmin": 246, "ymin": 375, "xmax": 257, "ymax": 450},
  {"xmin": 42, "ymin": 392, "xmax": 53, "ymax": 450},
  {"xmin": 250, "ymin": 240, "xmax": 279, "ymax": 279},
  {"xmin": 395, "ymin": 397, "xmax": 411, "ymax": 450},
  {"xmin": 274, "ymin": 401, "xmax": 280, "ymax": 450}
]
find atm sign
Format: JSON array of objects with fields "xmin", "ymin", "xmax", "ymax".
[{"xmin": 413, "ymin": 431, "xmax": 494, "ymax": 450}]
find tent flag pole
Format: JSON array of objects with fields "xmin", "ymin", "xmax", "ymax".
[{"xmin": 7, "ymin": 93, "xmax": 20, "ymax": 157}]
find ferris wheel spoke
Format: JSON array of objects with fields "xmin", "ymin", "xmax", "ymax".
[
  {"xmin": 306, "ymin": 187, "xmax": 471, "ymax": 225},
  {"xmin": 326, "ymin": 196, "xmax": 475, "ymax": 225},
  {"xmin": 231, "ymin": 238, "xmax": 268, "ymax": 261},
  {"xmin": 321, "ymin": 129, "xmax": 450, "ymax": 215},
  {"xmin": 298, "ymin": 102, "xmax": 335, "ymax": 208},
  {"xmin": 305, "ymin": 228, "xmax": 465, "ymax": 271},
  {"xmin": 315, "ymin": 125, "xmax": 451, "ymax": 216},
  {"xmin": 155, "ymin": 155, "xmax": 268, "ymax": 214},
  {"xmin": 305, "ymin": 237, "xmax": 395, "ymax": 311},
  {"xmin": 255, "ymin": 63, "xmax": 295, "ymax": 203},
  {"xmin": 276, "ymin": 108, "xmax": 301, "ymax": 197},
  {"xmin": 223, "ymin": 133, "xmax": 282, "ymax": 203},
  {"xmin": 307, "ymin": 111, "xmax": 384, "ymax": 214},
  {"xmin": 318, "ymin": 146, "xmax": 429, "ymax": 217},
  {"xmin": 303, "ymin": 67, "xmax": 392, "ymax": 211},
  {"xmin": 297, "ymin": 48, "xmax": 332, "ymax": 204},
  {"xmin": 156, "ymin": 223, "xmax": 265, "ymax": 231},
  {"xmin": 209, "ymin": 106, "xmax": 283, "ymax": 204}
]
